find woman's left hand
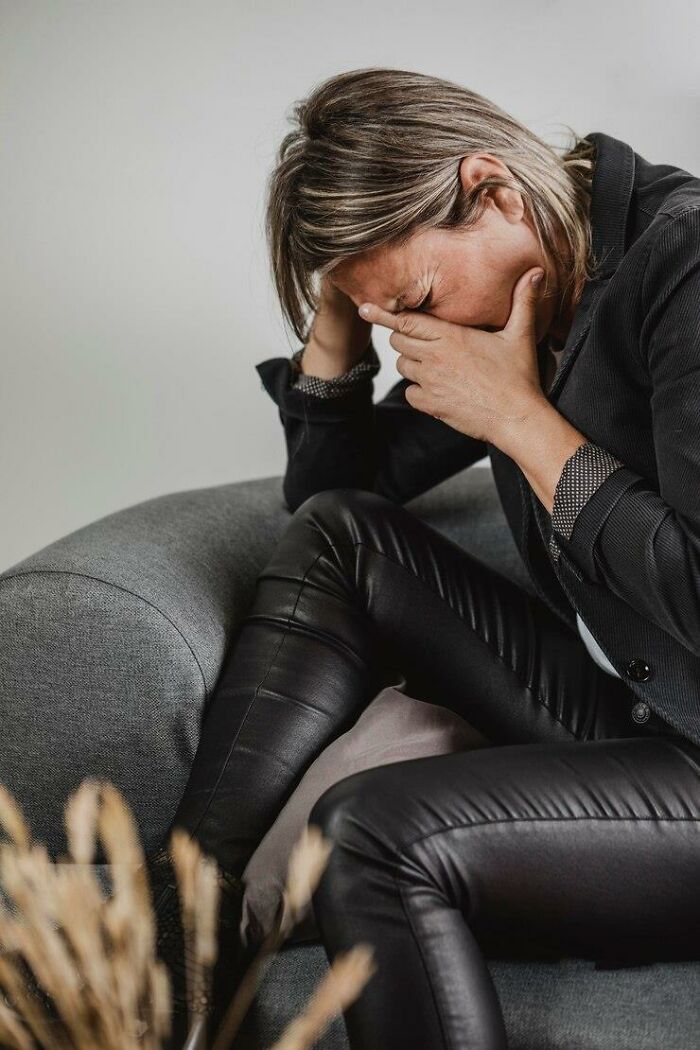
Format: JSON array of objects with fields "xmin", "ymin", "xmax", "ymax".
[{"xmin": 358, "ymin": 266, "xmax": 549, "ymax": 448}]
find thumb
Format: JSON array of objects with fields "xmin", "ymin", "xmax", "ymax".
[{"xmin": 503, "ymin": 266, "xmax": 545, "ymax": 339}]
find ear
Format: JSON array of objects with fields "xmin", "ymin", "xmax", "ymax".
[
  {"xmin": 460, "ymin": 154, "xmax": 528, "ymax": 229},
  {"xmin": 458, "ymin": 153, "xmax": 505, "ymax": 194}
]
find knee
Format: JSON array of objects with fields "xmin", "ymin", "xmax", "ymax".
[
  {"xmin": 308, "ymin": 771, "xmax": 370, "ymax": 847},
  {"xmin": 308, "ymin": 769, "xmax": 401, "ymax": 916},
  {"xmin": 308, "ymin": 764, "xmax": 407, "ymax": 859},
  {"xmin": 292, "ymin": 487, "xmax": 394, "ymax": 531}
]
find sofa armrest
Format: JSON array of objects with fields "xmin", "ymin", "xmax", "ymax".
[
  {"xmin": 0, "ymin": 475, "xmax": 293, "ymax": 858},
  {"xmin": 0, "ymin": 464, "xmax": 526, "ymax": 859}
]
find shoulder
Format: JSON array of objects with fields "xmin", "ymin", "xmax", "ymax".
[
  {"xmin": 641, "ymin": 202, "xmax": 700, "ymax": 300},
  {"xmin": 638, "ymin": 203, "xmax": 700, "ymax": 359}
]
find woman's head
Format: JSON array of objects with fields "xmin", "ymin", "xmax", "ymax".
[{"xmin": 265, "ymin": 67, "xmax": 598, "ymax": 346}]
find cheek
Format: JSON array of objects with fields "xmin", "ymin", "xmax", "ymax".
[
  {"xmin": 441, "ymin": 281, "xmax": 511, "ymax": 329},
  {"xmin": 487, "ymin": 272, "xmax": 523, "ymax": 329},
  {"xmin": 438, "ymin": 239, "xmax": 522, "ymax": 327}
]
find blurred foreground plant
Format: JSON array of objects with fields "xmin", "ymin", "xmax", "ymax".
[{"xmin": 0, "ymin": 780, "xmax": 376, "ymax": 1050}]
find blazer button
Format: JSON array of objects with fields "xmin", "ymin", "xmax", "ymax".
[
  {"xmin": 626, "ymin": 658, "xmax": 652, "ymax": 682},
  {"xmin": 631, "ymin": 701, "xmax": 651, "ymax": 724}
]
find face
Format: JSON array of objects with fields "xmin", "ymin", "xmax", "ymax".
[{"xmin": 329, "ymin": 153, "xmax": 573, "ymax": 347}]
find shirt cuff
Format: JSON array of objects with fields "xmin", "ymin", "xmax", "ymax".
[
  {"xmin": 548, "ymin": 441, "xmax": 625, "ymax": 563},
  {"xmin": 290, "ymin": 341, "xmax": 381, "ymax": 398}
]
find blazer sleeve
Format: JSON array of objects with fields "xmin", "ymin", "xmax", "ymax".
[
  {"xmin": 255, "ymin": 336, "xmax": 488, "ymax": 513},
  {"xmin": 289, "ymin": 341, "xmax": 383, "ymax": 397},
  {"xmin": 550, "ymin": 206, "xmax": 700, "ymax": 657}
]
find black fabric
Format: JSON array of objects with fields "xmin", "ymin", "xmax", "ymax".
[
  {"xmin": 548, "ymin": 441, "xmax": 626, "ymax": 561},
  {"xmin": 166, "ymin": 487, "xmax": 700, "ymax": 1047},
  {"xmin": 169, "ymin": 486, "xmax": 687, "ymax": 869},
  {"xmin": 255, "ymin": 130, "xmax": 700, "ymax": 746},
  {"xmin": 289, "ymin": 341, "xmax": 381, "ymax": 397},
  {"xmin": 309, "ymin": 720, "xmax": 700, "ymax": 1049}
]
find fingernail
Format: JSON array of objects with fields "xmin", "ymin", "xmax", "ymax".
[
  {"xmin": 359, "ymin": 304, "xmax": 371, "ymax": 317},
  {"xmin": 531, "ymin": 271, "xmax": 544, "ymax": 286}
]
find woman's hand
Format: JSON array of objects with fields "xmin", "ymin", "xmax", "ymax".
[
  {"xmin": 301, "ymin": 275, "xmax": 373, "ymax": 379},
  {"xmin": 357, "ymin": 266, "xmax": 547, "ymax": 449}
]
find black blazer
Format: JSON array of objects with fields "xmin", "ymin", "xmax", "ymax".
[{"xmin": 255, "ymin": 130, "xmax": 700, "ymax": 747}]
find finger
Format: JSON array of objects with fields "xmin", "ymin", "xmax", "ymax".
[
  {"xmin": 388, "ymin": 330, "xmax": 427, "ymax": 358},
  {"xmin": 502, "ymin": 267, "xmax": 545, "ymax": 339},
  {"xmin": 395, "ymin": 354, "xmax": 422, "ymax": 383},
  {"xmin": 358, "ymin": 302, "xmax": 443, "ymax": 340},
  {"xmin": 404, "ymin": 383, "xmax": 431, "ymax": 414}
]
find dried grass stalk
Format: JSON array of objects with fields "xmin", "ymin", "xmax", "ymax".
[
  {"xmin": 0, "ymin": 779, "xmax": 167, "ymax": 1050},
  {"xmin": 169, "ymin": 828, "xmax": 221, "ymax": 1033},
  {"xmin": 0, "ymin": 778, "xmax": 376, "ymax": 1050},
  {"xmin": 269, "ymin": 945, "xmax": 377, "ymax": 1050},
  {"xmin": 0, "ymin": 994, "xmax": 36, "ymax": 1050},
  {"xmin": 0, "ymin": 786, "xmax": 32, "ymax": 851},
  {"xmin": 211, "ymin": 824, "xmax": 335, "ymax": 1050}
]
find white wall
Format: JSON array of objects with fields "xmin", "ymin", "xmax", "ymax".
[{"xmin": 1, "ymin": 0, "xmax": 698, "ymax": 571}]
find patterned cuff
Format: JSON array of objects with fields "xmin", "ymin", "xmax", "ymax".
[
  {"xmin": 290, "ymin": 341, "xmax": 381, "ymax": 398},
  {"xmin": 548, "ymin": 442, "xmax": 625, "ymax": 563}
]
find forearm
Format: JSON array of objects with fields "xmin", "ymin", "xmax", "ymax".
[
  {"xmin": 299, "ymin": 334, "xmax": 370, "ymax": 379},
  {"xmin": 255, "ymin": 349, "xmax": 489, "ymax": 512},
  {"xmin": 496, "ymin": 398, "xmax": 588, "ymax": 515},
  {"xmin": 497, "ymin": 398, "xmax": 700, "ymax": 657},
  {"xmin": 255, "ymin": 354, "xmax": 377, "ymax": 512}
]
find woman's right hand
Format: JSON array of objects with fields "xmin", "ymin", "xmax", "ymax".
[{"xmin": 299, "ymin": 275, "xmax": 374, "ymax": 379}]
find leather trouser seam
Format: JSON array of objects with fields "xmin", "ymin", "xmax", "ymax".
[
  {"xmin": 382, "ymin": 811, "xmax": 700, "ymax": 1029},
  {"xmin": 395, "ymin": 872, "xmax": 461, "ymax": 1050},
  {"xmin": 185, "ymin": 539, "xmax": 336, "ymax": 838},
  {"xmin": 297, "ymin": 533, "xmax": 579, "ymax": 740},
  {"xmin": 191, "ymin": 526, "xmax": 579, "ymax": 836},
  {"xmin": 395, "ymin": 812, "xmax": 700, "ymax": 873}
]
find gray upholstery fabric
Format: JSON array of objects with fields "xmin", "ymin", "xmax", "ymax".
[
  {"xmin": 1, "ymin": 867, "xmax": 697, "ymax": 1049},
  {"xmin": 0, "ymin": 467, "xmax": 528, "ymax": 858},
  {"xmin": 236, "ymin": 943, "xmax": 700, "ymax": 1050},
  {"xmin": 1, "ymin": 466, "xmax": 698, "ymax": 1049}
]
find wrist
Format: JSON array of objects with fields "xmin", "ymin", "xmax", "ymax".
[
  {"xmin": 300, "ymin": 336, "xmax": 372, "ymax": 379},
  {"xmin": 497, "ymin": 399, "xmax": 588, "ymax": 516},
  {"xmin": 489, "ymin": 394, "xmax": 554, "ymax": 456}
]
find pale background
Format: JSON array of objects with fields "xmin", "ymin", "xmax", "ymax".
[{"xmin": 2, "ymin": 0, "xmax": 698, "ymax": 571}]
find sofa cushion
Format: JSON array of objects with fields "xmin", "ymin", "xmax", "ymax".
[
  {"xmin": 235, "ymin": 941, "xmax": 700, "ymax": 1050},
  {"xmin": 240, "ymin": 677, "xmax": 491, "ymax": 946}
]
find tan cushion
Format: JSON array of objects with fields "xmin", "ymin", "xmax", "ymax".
[{"xmin": 239, "ymin": 677, "xmax": 491, "ymax": 946}]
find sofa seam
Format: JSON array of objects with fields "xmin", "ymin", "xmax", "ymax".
[{"xmin": 0, "ymin": 568, "xmax": 209, "ymax": 705}]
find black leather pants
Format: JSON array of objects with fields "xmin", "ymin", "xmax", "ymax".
[{"xmin": 169, "ymin": 488, "xmax": 700, "ymax": 1048}]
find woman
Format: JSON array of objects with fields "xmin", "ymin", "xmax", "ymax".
[{"xmin": 148, "ymin": 69, "xmax": 700, "ymax": 1048}]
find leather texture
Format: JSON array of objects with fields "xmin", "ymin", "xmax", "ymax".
[
  {"xmin": 309, "ymin": 730, "xmax": 700, "ymax": 1050},
  {"xmin": 162, "ymin": 485, "xmax": 700, "ymax": 1046}
]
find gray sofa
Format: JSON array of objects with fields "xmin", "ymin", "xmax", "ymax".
[{"xmin": 1, "ymin": 465, "xmax": 698, "ymax": 1049}]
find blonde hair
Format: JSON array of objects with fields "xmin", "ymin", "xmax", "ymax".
[{"xmin": 265, "ymin": 67, "xmax": 598, "ymax": 344}]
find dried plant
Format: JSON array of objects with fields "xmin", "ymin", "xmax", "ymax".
[
  {"xmin": 269, "ymin": 945, "xmax": 377, "ymax": 1050},
  {"xmin": 0, "ymin": 781, "xmax": 376, "ymax": 1050}
]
